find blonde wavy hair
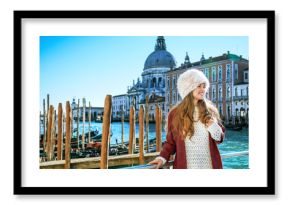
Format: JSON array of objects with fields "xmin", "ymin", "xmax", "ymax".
[{"xmin": 165, "ymin": 92, "xmax": 220, "ymax": 140}]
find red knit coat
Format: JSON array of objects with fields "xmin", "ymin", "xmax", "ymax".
[{"xmin": 159, "ymin": 109, "xmax": 225, "ymax": 169}]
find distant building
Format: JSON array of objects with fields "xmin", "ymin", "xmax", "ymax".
[
  {"xmin": 166, "ymin": 51, "xmax": 249, "ymax": 124},
  {"xmin": 112, "ymin": 37, "xmax": 249, "ymax": 125},
  {"xmin": 71, "ymin": 98, "xmax": 104, "ymax": 122},
  {"xmin": 112, "ymin": 94, "xmax": 129, "ymax": 120},
  {"xmin": 232, "ymin": 68, "xmax": 249, "ymax": 125},
  {"xmin": 114, "ymin": 36, "xmax": 176, "ymax": 121}
]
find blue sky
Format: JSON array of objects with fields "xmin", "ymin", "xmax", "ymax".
[{"xmin": 40, "ymin": 36, "xmax": 248, "ymax": 109}]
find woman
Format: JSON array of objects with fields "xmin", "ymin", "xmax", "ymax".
[{"xmin": 149, "ymin": 69, "xmax": 225, "ymax": 169}]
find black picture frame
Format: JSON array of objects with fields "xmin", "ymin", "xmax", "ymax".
[{"xmin": 14, "ymin": 10, "xmax": 275, "ymax": 195}]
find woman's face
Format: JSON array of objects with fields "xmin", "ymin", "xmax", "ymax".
[{"xmin": 192, "ymin": 83, "xmax": 206, "ymax": 101}]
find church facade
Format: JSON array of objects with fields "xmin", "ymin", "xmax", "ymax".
[{"xmin": 113, "ymin": 36, "xmax": 176, "ymax": 121}]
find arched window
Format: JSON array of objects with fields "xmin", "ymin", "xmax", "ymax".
[
  {"xmin": 219, "ymin": 87, "xmax": 222, "ymax": 100},
  {"xmin": 212, "ymin": 67, "xmax": 217, "ymax": 82},
  {"xmin": 235, "ymin": 64, "xmax": 239, "ymax": 80},
  {"xmin": 152, "ymin": 78, "xmax": 156, "ymax": 88},
  {"xmin": 205, "ymin": 68, "xmax": 209, "ymax": 79},
  {"xmin": 158, "ymin": 77, "xmax": 162, "ymax": 87},
  {"xmin": 219, "ymin": 105, "xmax": 222, "ymax": 115},
  {"xmin": 226, "ymin": 64, "xmax": 231, "ymax": 81},
  {"xmin": 227, "ymin": 86, "xmax": 231, "ymax": 98},
  {"xmin": 240, "ymin": 108, "xmax": 245, "ymax": 117},
  {"xmin": 218, "ymin": 65, "xmax": 222, "ymax": 82}
]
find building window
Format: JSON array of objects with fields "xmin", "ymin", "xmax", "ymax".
[
  {"xmin": 235, "ymin": 87, "xmax": 238, "ymax": 96},
  {"xmin": 244, "ymin": 71, "xmax": 249, "ymax": 82},
  {"xmin": 235, "ymin": 64, "xmax": 238, "ymax": 80},
  {"xmin": 227, "ymin": 105, "xmax": 231, "ymax": 119},
  {"xmin": 218, "ymin": 65, "xmax": 222, "ymax": 82},
  {"xmin": 219, "ymin": 87, "xmax": 222, "ymax": 100},
  {"xmin": 219, "ymin": 105, "xmax": 223, "ymax": 116},
  {"xmin": 158, "ymin": 77, "xmax": 162, "ymax": 87},
  {"xmin": 205, "ymin": 68, "xmax": 209, "ymax": 79},
  {"xmin": 227, "ymin": 86, "xmax": 231, "ymax": 98},
  {"xmin": 246, "ymin": 87, "xmax": 248, "ymax": 96},
  {"xmin": 152, "ymin": 78, "xmax": 156, "ymax": 88},
  {"xmin": 212, "ymin": 66, "xmax": 217, "ymax": 82},
  {"xmin": 240, "ymin": 108, "xmax": 245, "ymax": 117},
  {"xmin": 241, "ymin": 89, "xmax": 244, "ymax": 96},
  {"xmin": 226, "ymin": 64, "xmax": 231, "ymax": 81},
  {"xmin": 212, "ymin": 87, "xmax": 216, "ymax": 100}
]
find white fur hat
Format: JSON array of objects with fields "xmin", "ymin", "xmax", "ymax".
[{"xmin": 177, "ymin": 69, "xmax": 210, "ymax": 99}]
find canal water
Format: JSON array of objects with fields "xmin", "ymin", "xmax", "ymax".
[{"xmin": 70, "ymin": 121, "xmax": 249, "ymax": 169}]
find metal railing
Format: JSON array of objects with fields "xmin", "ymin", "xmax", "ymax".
[{"xmin": 122, "ymin": 150, "xmax": 249, "ymax": 169}]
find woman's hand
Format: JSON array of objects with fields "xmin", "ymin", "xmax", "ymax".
[
  {"xmin": 148, "ymin": 158, "xmax": 163, "ymax": 169},
  {"xmin": 205, "ymin": 118, "xmax": 214, "ymax": 127}
]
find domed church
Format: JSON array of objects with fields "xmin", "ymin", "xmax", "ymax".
[{"xmin": 126, "ymin": 36, "xmax": 176, "ymax": 121}]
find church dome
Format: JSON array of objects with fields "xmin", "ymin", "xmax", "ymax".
[{"xmin": 144, "ymin": 36, "xmax": 176, "ymax": 70}]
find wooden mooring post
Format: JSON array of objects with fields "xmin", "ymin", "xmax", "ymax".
[
  {"xmin": 155, "ymin": 105, "xmax": 162, "ymax": 152},
  {"xmin": 128, "ymin": 105, "xmax": 135, "ymax": 154},
  {"xmin": 46, "ymin": 94, "xmax": 50, "ymax": 154},
  {"xmin": 43, "ymin": 99, "xmax": 46, "ymax": 152},
  {"xmin": 46, "ymin": 105, "xmax": 54, "ymax": 161},
  {"xmin": 145, "ymin": 95, "xmax": 149, "ymax": 152},
  {"xmin": 64, "ymin": 101, "xmax": 71, "ymax": 169},
  {"xmin": 77, "ymin": 99, "xmax": 80, "ymax": 149},
  {"xmin": 82, "ymin": 98, "xmax": 86, "ymax": 150},
  {"xmin": 88, "ymin": 101, "xmax": 91, "ymax": 143},
  {"xmin": 100, "ymin": 95, "xmax": 112, "ymax": 169},
  {"xmin": 158, "ymin": 107, "xmax": 162, "ymax": 152},
  {"xmin": 54, "ymin": 110, "xmax": 57, "ymax": 156},
  {"xmin": 57, "ymin": 103, "xmax": 63, "ymax": 160},
  {"xmin": 139, "ymin": 105, "xmax": 145, "ymax": 164},
  {"xmin": 121, "ymin": 105, "xmax": 124, "ymax": 145}
]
